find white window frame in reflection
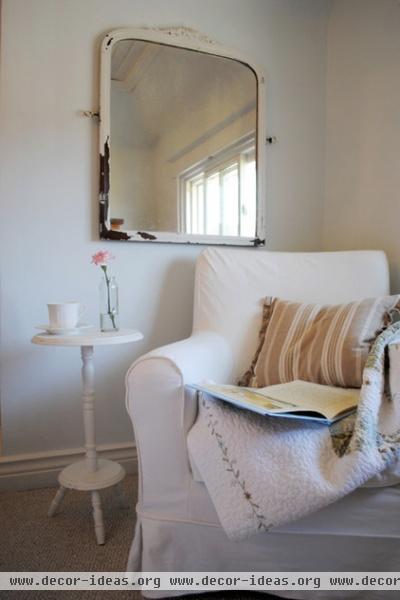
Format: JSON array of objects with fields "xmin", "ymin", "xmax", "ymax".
[{"xmin": 179, "ymin": 134, "xmax": 256, "ymax": 237}]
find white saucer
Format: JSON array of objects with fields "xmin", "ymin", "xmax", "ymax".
[{"xmin": 35, "ymin": 323, "xmax": 93, "ymax": 335}]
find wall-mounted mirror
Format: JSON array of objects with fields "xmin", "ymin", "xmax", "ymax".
[{"xmin": 99, "ymin": 28, "xmax": 266, "ymax": 245}]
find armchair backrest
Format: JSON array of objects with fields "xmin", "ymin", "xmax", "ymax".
[{"xmin": 193, "ymin": 248, "xmax": 389, "ymax": 378}]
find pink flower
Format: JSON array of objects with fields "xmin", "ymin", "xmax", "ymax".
[{"xmin": 91, "ymin": 250, "xmax": 115, "ymax": 266}]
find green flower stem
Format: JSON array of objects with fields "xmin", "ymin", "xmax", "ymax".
[{"xmin": 101, "ymin": 265, "xmax": 117, "ymax": 329}]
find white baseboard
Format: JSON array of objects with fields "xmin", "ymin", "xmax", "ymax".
[{"xmin": 0, "ymin": 442, "xmax": 138, "ymax": 491}]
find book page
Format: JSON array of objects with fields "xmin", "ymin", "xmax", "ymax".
[
  {"xmin": 253, "ymin": 380, "xmax": 360, "ymax": 419},
  {"xmin": 200, "ymin": 384, "xmax": 299, "ymax": 412}
]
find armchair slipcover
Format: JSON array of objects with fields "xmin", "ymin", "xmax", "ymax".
[{"xmin": 126, "ymin": 248, "xmax": 400, "ymax": 599}]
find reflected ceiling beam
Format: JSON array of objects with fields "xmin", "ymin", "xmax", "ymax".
[
  {"xmin": 168, "ymin": 100, "xmax": 256, "ymax": 163},
  {"xmin": 112, "ymin": 41, "xmax": 160, "ymax": 94}
]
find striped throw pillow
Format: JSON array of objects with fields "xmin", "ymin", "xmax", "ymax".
[{"xmin": 240, "ymin": 295, "xmax": 400, "ymax": 389}]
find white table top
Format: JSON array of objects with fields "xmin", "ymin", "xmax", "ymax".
[{"xmin": 31, "ymin": 328, "xmax": 143, "ymax": 347}]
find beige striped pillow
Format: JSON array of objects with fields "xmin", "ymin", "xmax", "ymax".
[{"xmin": 240, "ymin": 295, "xmax": 400, "ymax": 389}]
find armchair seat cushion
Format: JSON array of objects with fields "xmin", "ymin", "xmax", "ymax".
[
  {"xmin": 188, "ymin": 445, "xmax": 400, "ymax": 489},
  {"xmin": 185, "ymin": 476, "xmax": 400, "ymax": 537}
]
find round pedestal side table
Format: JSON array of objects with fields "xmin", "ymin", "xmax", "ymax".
[{"xmin": 31, "ymin": 328, "xmax": 143, "ymax": 545}]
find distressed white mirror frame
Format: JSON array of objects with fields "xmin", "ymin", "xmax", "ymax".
[{"xmin": 99, "ymin": 27, "xmax": 266, "ymax": 245}]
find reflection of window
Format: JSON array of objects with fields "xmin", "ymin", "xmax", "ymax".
[{"xmin": 179, "ymin": 135, "xmax": 256, "ymax": 237}]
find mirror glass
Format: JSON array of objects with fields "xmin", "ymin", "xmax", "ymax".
[{"xmin": 104, "ymin": 36, "xmax": 260, "ymax": 243}]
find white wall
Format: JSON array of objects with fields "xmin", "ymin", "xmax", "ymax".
[
  {"xmin": 0, "ymin": 0, "xmax": 330, "ymax": 459},
  {"xmin": 323, "ymin": 0, "xmax": 400, "ymax": 290}
]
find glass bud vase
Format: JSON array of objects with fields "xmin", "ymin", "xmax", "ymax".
[{"xmin": 99, "ymin": 275, "xmax": 119, "ymax": 332}]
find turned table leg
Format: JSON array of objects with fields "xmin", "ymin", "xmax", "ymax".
[
  {"xmin": 91, "ymin": 490, "xmax": 105, "ymax": 545},
  {"xmin": 82, "ymin": 346, "xmax": 98, "ymax": 472},
  {"xmin": 48, "ymin": 485, "xmax": 66, "ymax": 517},
  {"xmin": 81, "ymin": 345, "xmax": 105, "ymax": 545}
]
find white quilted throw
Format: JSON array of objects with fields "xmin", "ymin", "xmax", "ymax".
[{"xmin": 187, "ymin": 322, "xmax": 400, "ymax": 541}]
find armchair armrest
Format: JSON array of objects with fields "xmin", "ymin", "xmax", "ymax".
[{"xmin": 125, "ymin": 331, "xmax": 233, "ymax": 516}]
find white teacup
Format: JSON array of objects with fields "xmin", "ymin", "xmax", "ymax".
[{"xmin": 47, "ymin": 302, "xmax": 85, "ymax": 329}]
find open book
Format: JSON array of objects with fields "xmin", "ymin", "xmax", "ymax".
[{"xmin": 187, "ymin": 379, "xmax": 359, "ymax": 425}]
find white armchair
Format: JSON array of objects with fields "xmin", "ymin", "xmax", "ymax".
[{"xmin": 126, "ymin": 248, "xmax": 400, "ymax": 600}]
